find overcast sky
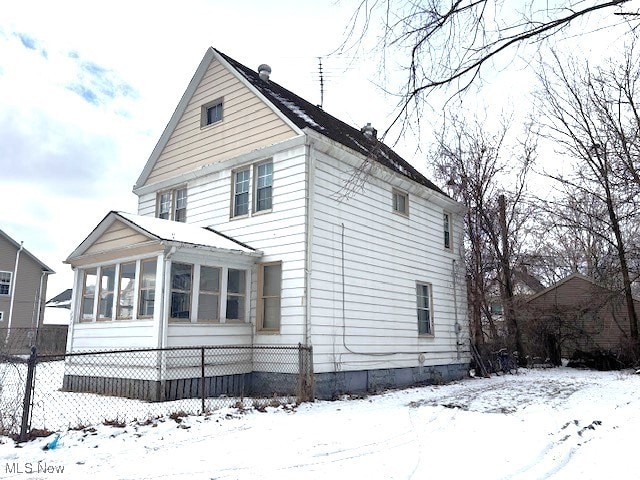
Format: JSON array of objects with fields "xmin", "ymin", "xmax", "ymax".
[{"xmin": 1, "ymin": 0, "xmax": 635, "ymax": 299}]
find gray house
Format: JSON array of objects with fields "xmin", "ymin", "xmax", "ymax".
[{"xmin": 0, "ymin": 229, "xmax": 55, "ymax": 353}]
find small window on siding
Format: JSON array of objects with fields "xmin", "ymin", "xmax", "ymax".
[
  {"xmin": 201, "ymin": 99, "xmax": 223, "ymax": 127},
  {"xmin": 232, "ymin": 169, "xmax": 250, "ymax": 217},
  {"xmin": 444, "ymin": 212, "xmax": 452, "ymax": 250},
  {"xmin": 392, "ymin": 189, "xmax": 408, "ymax": 215},
  {"xmin": 417, "ymin": 282, "xmax": 433, "ymax": 335},
  {"xmin": 0, "ymin": 271, "xmax": 12, "ymax": 295},
  {"xmin": 255, "ymin": 161, "xmax": 273, "ymax": 212}
]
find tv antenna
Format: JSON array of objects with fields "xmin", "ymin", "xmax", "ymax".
[{"xmin": 317, "ymin": 57, "xmax": 324, "ymax": 109}]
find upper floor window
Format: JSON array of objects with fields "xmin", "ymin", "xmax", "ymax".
[
  {"xmin": 156, "ymin": 187, "xmax": 187, "ymax": 222},
  {"xmin": 255, "ymin": 162, "xmax": 273, "ymax": 212},
  {"xmin": 0, "ymin": 271, "xmax": 11, "ymax": 295},
  {"xmin": 417, "ymin": 282, "xmax": 433, "ymax": 335},
  {"xmin": 392, "ymin": 189, "xmax": 408, "ymax": 215},
  {"xmin": 443, "ymin": 212, "xmax": 452, "ymax": 250},
  {"xmin": 201, "ymin": 99, "xmax": 223, "ymax": 127},
  {"xmin": 231, "ymin": 160, "xmax": 274, "ymax": 218},
  {"xmin": 233, "ymin": 169, "xmax": 250, "ymax": 217}
]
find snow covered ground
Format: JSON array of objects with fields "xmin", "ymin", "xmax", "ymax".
[{"xmin": 1, "ymin": 367, "xmax": 638, "ymax": 479}]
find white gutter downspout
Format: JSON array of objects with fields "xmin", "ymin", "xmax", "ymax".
[
  {"xmin": 32, "ymin": 270, "xmax": 47, "ymax": 347},
  {"xmin": 304, "ymin": 140, "xmax": 315, "ymax": 347},
  {"xmin": 6, "ymin": 242, "xmax": 23, "ymax": 345}
]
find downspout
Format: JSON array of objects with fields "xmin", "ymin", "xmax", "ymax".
[
  {"xmin": 452, "ymin": 259, "xmax": 461, "ymax": 360},
  {"xmin": 304, "ymin": 140, "xmax": 314, "ymax": 347},
  {"xmin": 6, "ymin": 242, "xmax": 23, "ymax": 345},
  {"xmin": 32, "ymin": 271, "xmax": 47, "ymax": 348}
]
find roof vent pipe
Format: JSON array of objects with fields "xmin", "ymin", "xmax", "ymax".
[
  {"xmin": 258, "ymin": 64, "xmax": 271, "ymax": 81},
  {"xmin": 361, "ymin": 122, "xmax": 377, "ymax": 139}
]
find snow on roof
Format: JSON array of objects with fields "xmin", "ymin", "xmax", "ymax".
[
  {"xmin": 119, "ymin": 212, "xmax": 256, "ymax": 253},
  {"xmin": 117, "ymin": 212, "xmax": 258, "ymax": 254}
]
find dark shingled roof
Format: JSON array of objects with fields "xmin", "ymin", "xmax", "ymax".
[{"xmin": 216, "ymin": 49, "xmax": 444, "ymax": 195}]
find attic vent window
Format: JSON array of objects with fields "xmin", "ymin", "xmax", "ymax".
[
  {"xmin": 361, "ymin": 122, "xmax": 377, "ymax": 139},
  {"xmin": 201, "ymin": 99, "xmax": 223, "ymax": 127},
  {"xmin": 258, "ymin": 64, "xmax": 271, "ymax": 81}
]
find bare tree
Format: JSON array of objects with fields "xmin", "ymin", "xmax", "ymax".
[
  {"xmin": 338, "ymin": 0, "xmax": 637, "ymax": 135},
  {"xmin": 432, "ymin": 113, "xmax": 535, "ymax": 354},
  {"xmin": 535, "ymin": 46, "xmax": 640, "ymax": 343}
]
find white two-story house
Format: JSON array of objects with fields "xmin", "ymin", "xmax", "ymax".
[{"xmin": 65, "ymin": 48, "xmax": 470, "ymax": 400}]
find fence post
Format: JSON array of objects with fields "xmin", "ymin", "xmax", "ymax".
[
  {"xmin": 19, "ymin": 346, "xmax": 37, "ymax": 442},
  {"xmin": 200, "ymin": 347, "xmax": 205, "ymax": 414},
  {"xmin": 298, "ymin": 343, "xmax": 314, "ymax": 403}
]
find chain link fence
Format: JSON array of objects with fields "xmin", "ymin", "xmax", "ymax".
[{"xmin": 0, "ymin": 344, "xmax": 314, "ymax": 441}]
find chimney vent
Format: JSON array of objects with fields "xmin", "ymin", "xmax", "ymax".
[
  {"xmin": 258, "ymin": 64, "xmax": 271, "ymax": 81},
  {"xmin": 361, "ymin": 122, "xmax": 377, "ymax": 139}
]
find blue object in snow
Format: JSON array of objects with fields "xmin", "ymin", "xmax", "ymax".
[{"xmin": 44, "ymin": 434, "xmax": 59, "ymax": 450}]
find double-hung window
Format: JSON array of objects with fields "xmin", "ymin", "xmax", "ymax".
[
  {"xmin": 255, "ymin": 162, "xmax": 273, "ymax": 212},
  {"xmin": 443, "ymin": 212, "xmax": 452, "ymax": 250},
  {"xmin": 156, "ymin": 187, "xmax": 187, "ymax": 222},
  {"xmin": 0, "ymin": 271, "xmax": 11, "ymax": 295},
  {"xmin": 233, "ymin": 169, "xmax": 250, "ymax": 217},
  {"xmin": 81, "ymin": 268, "xmax": 97, "ymax": 322},
  {"xmin": 417, "ymin": 282, "xmax": 433, "ymax": 335},
  {"xmin": 258, "ymin": 262, "xmax": 281, "ymax": 331},
  {"xmin": 231, "ymin": 160, "xmax": 274, "ymax": 218},
  {"xmin": 138, "ymin": 259, "xmax": 156, "ymax": 318}
]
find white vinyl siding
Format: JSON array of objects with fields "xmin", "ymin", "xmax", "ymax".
[
  {"xmin": 309, "ymin": 149, "xmax": 468, "ymax": 373},
  {"xmin": 143, "ymin": 58, "xmax": 297, "ymax": 186}
]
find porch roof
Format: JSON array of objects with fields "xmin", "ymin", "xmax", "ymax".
[{"xmin": 67, "ymin": 211, "xmax": 260, "ymax": 263}]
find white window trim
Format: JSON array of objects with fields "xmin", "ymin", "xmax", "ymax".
[
  {"xmin": 0, "ymin": 311, "xmax": 4, "ymax": 321},
  {"xmin": 230, "ymin": 159, "xmax": 274, "ymax": 219},
  {"xmin": 156, "ymin": 186, "xmax": 187, "ymax": 222},
  {"xmin": 392, "ymin": 189, "xmax": 409, "ymax": 216},
  {"xmin": 444, "ymin": 211, "xmax": 453, "ymax": 250},
  {"xmin": 417, "ymin": 281, "xmax": 434, "ymax": 336},
  {"xmin": 0, "ymin": 271, "xmax": 12, "ymax": 296}
]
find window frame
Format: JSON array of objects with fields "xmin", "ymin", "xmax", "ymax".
[
  {"xmin": 254, "ymin": 161, "xmax": 273, "ymax": 213},
  {"xmin": 0, "ymin": 311, "xmax": 3, "ymax": 322},
  {"xmin": 97, "ymin": 265, "xmax": 116, "ymax": 321},
  {"xmin": 116, "ymin": 262, "xmax": 136, "ymax": 320},
  {"xmin": 392, "ymin": 189, "xmax": 409, "ymax": 216},
  {"xmin": 416, "ymin": 282, "xmax": 434, "ymax": 336},
  {"xmin": 225, "ymin": 268, "xmax": 247, "ymax": 322},
  {"xmin": 443, "ymin": 211, "xmax": 453, "ymax": 250},
  {"xmin": 169, "ymin": 262, "xmax": 193, "ymax": 322},
  {"xmin": 0, "ymin": 271, "xmax": 12, "ymax": 296},
  {"xmin": 138, "ymin": 259, "xmax": 157, "ymax": 319},
  {"xmin": 156, "ymin": 187, "xmax": 188, "ymax": 222},
  {"xmin": 232, "ymin": 168, "xmax": 251, "ymax": 217},
  {"xmin": 80, "ymin": 268, "xmax": 97, "ymax": 323},
  {"xmin": 201, "ymin": 98, "xmax": 224, "ymax": 128},
  {"xmin": 197, "ymin": 265, "xmax": 221, "ymax": 323},
  {"xmin": 257, "ymin": 262, "xmax": 282, "ymax": 332}
]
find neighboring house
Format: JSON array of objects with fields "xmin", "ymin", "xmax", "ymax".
[
  {"xmin": 64, "ymin": 48, "xmax": 470, "ymax": 399},
  {"xmin": 0, "ymin": 229, "xmax": 55, "ymax": 353},
  {"xmin": 522, "ymin": 273, "xmax": 639, "ymax": 361}
]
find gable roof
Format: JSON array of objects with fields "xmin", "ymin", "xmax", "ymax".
[
  {"xmin": 46, "ymin": 288, "xmax": 72, "ymax": 308},
  {"xmin": 525, "ymin": 272, "xmax": 640, "ymax": 304},
  {"xmin": 135, "ymin": 47, "xmax": 444, "ymax": 195},
  {"xmin": 67, "ymin": 211, "xmax": 260, "ymax": 261},
  {"xmin": 0, "ymin": 229, "xmax": 55, "ymax": 273}
]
